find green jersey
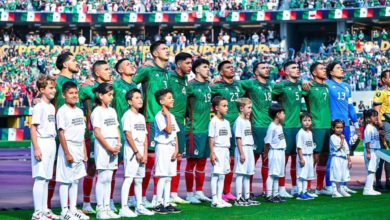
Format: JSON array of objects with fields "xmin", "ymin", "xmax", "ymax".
[
  {"xmin": 240, "ymin": 79, "xmax": 272, "ymax": 128},
  {"xmin": 54, "ymin": 75, "xmax": 80, "ymax": 109},
  {"xmin": 302, "ymin": 81, "xmax": 331, "ymax": 129},
  {"xmin": 272, "ymin": 80, "xmax": 303, "ymax": 128},
  {"xmin": 186, "ymin": 79, "xmax": 212, "ymax": 133},
  {"xmin": 113, "ymin": 79, "xmax": 137, "ymax": 124},
  {"xmin": 211, "ymin": 80, "xmax": 245, "ymax": 125},
  {"xmin": 79, "ymin": 82, "xmax": 99, "ymax": 118},
  {"xmin": 168, "ymin": 71, "xmax": 188, "ymax": 124},
  {"xmin": 132, "ymin": 65, "xmax": 168, "ymax": 122}
]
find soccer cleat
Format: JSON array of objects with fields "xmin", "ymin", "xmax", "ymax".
[
  {"xmin": 290, "ymin": 186, "xmax": 299, "ymax": 197},
  {"xmin": 44, "ymin": 209, "xmax": 60, "ymax": 219},
  {"xmin": 195, "ymin": 191, "xmax": 212, "ymax": 202},
  {"xmin": 273, "ymin": 195, "xmax": 286, "ymax": 203},
  {"xmin": 223, "ymin": 193, "xmax": 236, "ymax": 201},
  {"xmin": 82, "ymin": 203, "xmax": 96, "ymax": 214},
  {"xmin": 296, "ymin": 193, "xmax": 310, "ymax": 200},
  {"xmin": 318, "ymin": 186, "xmax": 333, "ymax": 196},
  {"xmin": 170, "ymin": 195, "xmax": 190, "ymax": 204},
  {"xmin": 119, "ymin": 206, "xmax": 137, "ymax": 218},
  {"xmin": 96, "ymin": 208, "xmax": 110, "ymax": 220},
  {"xmin": 109, "ymin": 199, "xmax": 118, "ymax": 212},
  {"xmin": 303, "ymin": 192, "xmax": 314, "ymax": 200},
  {"xmin": 279, "ymin": 189, "xmax": 293, "ymax": 198},
  {"xmin": 234, "ymin": 197, "xmax": 248, "ymax": 206},
  {"xmin": 339, "ymin": 188, "xmax": 351, "ymax": 197},
  {"xmin": 32, "ymin": 211, "xmax": 49, "ymax": 220},
  {"xmin": 135, "ymin": 205, "xmax": 154, "ymax": 216},
  {"xmin": 265, "ymin": 196, "xmax": 278, "ymax": 203},
  {"xmin": 72, "ymin": 209, "xmax": 90, "ymax": 220},
  {"xmin": 343, "ymin": 186, "xmax": 357, "ymax": 194},
  {"xmin": 142, "ymin": 197, "xmax": 154, "ymax": 209},
  {"xmin": 220, "ymin": 199, "xmax": 233, "ymax": 207},
  {"xmin": 186, "ymin": 195, "xmax": 202, "ymax": 204},
  {"xmin": 245, "ymin": 198, "xmax": 261, "ymax": 206},
  {"xmin": 211, "ymin": 201, "xmax": 225, "ymax": 208},
  {"xmin": 332, "ymin": 190, "xmax": 343, "ymax": 198},
  {"xmin": 363, "ymin": 189, "xmax": 382, "ymax": 196},
  {"xmin": 106, "ymin": 208, "xmax": 120, "ymax": 219},
  {"xmin": 128, "ymin": 196, "xmax": 136, "ymax": 208},
  {"xmin": 165, "ymin": 204, "xmax": 182, "ymax": 213},
  {"xmin": 153, "ymin": 204, "xmax": 168, "ymax": 215},
  {"xmin": 60, "ymin": 210, "xmax": 78, "ymax": 220},
  {"xmin": 306, "ymin": 189, "xmax": 318, "ymax": 198}
]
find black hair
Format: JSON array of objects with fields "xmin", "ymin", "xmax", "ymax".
[
  {"xmin": 300, "ymin": 111, "xmax": 312, "ymax": 121},
  {"xmin": 283, "ymin": 61, "xmax": 296, "ymax": 71},
  {"xmin": 252, "ymin": 61, "xmax": 266, "ymax": 75},
  {"xmin": 154, "ymin": 88, "xmax": 172, "ymax": 106},
  {"xmin": 56, "ymin": 52, "xmax": 73, "ymax": 70},
  {"xmin": 150, "ymin": 40, "xmax": 166, "ymax": 57},
  {"xmin": 326, "ymin": 62, "xmax": 341, "ymax": 79},
  {"xmin": 115, "ymin": 58, "xmax": 128, "ymax": 74},
  {"xmin": 93, "ymin": 82, "xmax": 113, "ymax": 108},
  {"xmin": 217, "ymin": 60, "xmax": 231, "ymax": 72},
  {"xmin": 380, "ymin": 69, "xmax": 390, "ymax": 84},
  {"xmin": 268, "ymin": 102, "xmax": 284, "ymax": 119},
  {"xmin": 363, "ymin": 109, "xmax": 378, "ymax": 128},
  {"xmin": 309, "ymin": 62, "xmax": 323, "ymax": 76},
  {"xmin": 192, "ymin": 58, "xmax": 210, "ymax": 74},
  {"xmin": 331, "ymin": 119, "xmax": 345, "ymax": 134},
  {"xmin": 62, "ymin": 81, "xmax": 78, "ymax": 94},
  {"xmin": 125, "ymin": 88, "xmax": 142, "ymax": 101},
  {"xmin": 211, "ymin": 96, "xmax": 227, "ymax": 109},
  {"xmin": 92, "ymin": 60, "xmax": 108, "ymax": 78},
  {"xmin": 175, "ymin": 52, "xmax": 192, "ymax": 64}
]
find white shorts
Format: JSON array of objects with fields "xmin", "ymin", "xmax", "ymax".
[
  {"xmin": 155, "ymin": 143, "xmax": 176, "ymax": 177},
  {"xmin": 56, "ymin": 142, "xmax": 87, "ymax": 183},
  {"xmin": 213, "ymin": 147, "xmax": 230, "ymax": 175},
  {"xmin": 330, "ymin": 156, "xmax": 350, "ymax": 182},
  {"xmin": 234, "ymin": 145, "xmax": 255, "ymax": 175},
  {"xmin": 124, "ymin": 144, "xmax": 145, "ymax": 178},
  {"xmin": 31, "ymin": 137, "xmax": 56, "ymax": 180},
  {"xmin": 95, "ymin": 138, "xmax": 119, "ymax": 170},
  {"xmin": 364, "ymin": 149, "xmax": 380, "ymax": 173},
  {"xmin": 296, "ymin": 154, "xmax": 315, "ymax": 180},
  {"xmin": 268, "ymin": 149, "xmax": 285, "ymax": 177}
]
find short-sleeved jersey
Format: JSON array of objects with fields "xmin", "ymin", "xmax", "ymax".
[
  {"xmin": 208, "ymin": 116, "xmax": 232, "ymax": 148},
  {"xmin": 122, "ymin": 110, "xmax": 147, "ymax": 147},
  {"xmin": 302, "ymin": 81, "xmax": 331, "ymax": 129},
  {"xmin": 79, "ymin": 82, "xmax": 100, "ymax": 119},
  {"xmin": 90, "ymin": 106, "xmax": 119, "ymax": 138},
  {"xmin": 113, "ymin": 79, "xmax": 137, "ymax": 125},
  {"xmin": 373, "ymin": 89, "xmax": 390, "ymax": 121},
  {"xmin": 154, "ymin": 111, "xmax": 180, "ymax": 144},
  {"xmin": 187, "ymin": 79, "xmax": 211, "ymax": 133},
  {"xmin": 364, "ymin": 124, "xmax": 380, "ymax": 150},
  {"xmin": 56, "ymin": 104, "xmax": 86, "ymax": 143},
  {"xmin": 272, "ymin": 80, "xmax": 303, "ymax": 128},
  {"xmin": 296, "ymin": 128, "xmax": 315, "ymax": 154},
  {"xmin": 264, "ymin": 122, "xmax": 286, "ymax": 150},
  {"xmin": 233, "ymin": 116, "xmax": 254, "ymax": 146},
  {"xmin": 330, "ymin": 134, "xmax": 350, "ymax": 157},
  {"xmin": 132, "ymin": 65, "xmax": 169, "ymax": 123},
  {"xmin": 32, "ymin": 101, "xmax": 56, "ymax": 138},
  {"xmin": 54, "ymin": 75, "xmax": 80, "ymax": 109},
  {"xmin": 240, "ymin": 79, "xmax": 272, "ymax": 128},
  {"xmin": 168, "ymin": 71, "xmax": 188, "ymax": 124},
  {"xmin": 211, "ymin": 80, "xmax": 245, "ymax": 125}
]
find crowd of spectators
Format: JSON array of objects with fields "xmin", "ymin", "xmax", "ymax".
[{"xmin": 289, "ymin": 0, "xmax": 390, "ymax": 9}]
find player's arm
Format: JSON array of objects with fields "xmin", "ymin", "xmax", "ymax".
[
  {"xmin": 347, "ymin": 87, "xmax": 359, "ymax": 129},
  {"xmin": 373, "ymin": 91, "xmax": 383, "ymax": 128},
  {"xmin": 142, "ymin": 134, "xmax": 148, "ymax": 164},
  {"xmin": 208, "ymin": 120, "xmax": 217, "ymax": 165},
  {"xmin": 30, "ymin": 123, "xmax": 42, "ymax": 161},
  {"xmin": 132, "ymin": 66, "xmax": 149, "ymax": 84},
  {"xmin": 94, "ymin": 127, "xmax": 119, "ymax": 155},
  {"xmin": 58, "ymin": 128, "xmax": 74, "ymax": 163},
  {"xmin": 163, "ymin": 109, "xmax": 172, "ymax": 134},
  {"xmin": 271, "ymin": 82, "xmax": 283, "ymax": 101},
  {"xmin": 172, "ymin": 136, "xmax": 178, "ymax": 161},
  {"xmin": 296, "ymin": 133, "xmax": 305, "ymax": 167},
  {"xmin": 236, "ymin": 137, "xmax": 245, "ymax": 163},
  {"xmin": 302, "ymin": 90, "xmax": 311, "ymax": 112},
  {"xmin": 82, "ymin": 139, "xmax": 88, "ymax": 162}
]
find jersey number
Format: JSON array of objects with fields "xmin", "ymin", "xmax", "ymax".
[
  {"xmin": 323, "ymin": 92, "xmax": 327, "ymax": 101},
  {"xmin": 264, "ymin": 92, "xmax": 271, "ymax": 101},
  {"xmin": 295, "ymin": 92, "xmax": 300, "ymax": 101},
  {"xmin": 204, "ymin": 93, "xmax": 211, "ymax": 103},
  {"xmin": 230, "ymin": 92, "xmax": 239, "ymax": 102},
  {"xmin": 337, "ymin": 92, "xmax": 346, "ymax": 101}
]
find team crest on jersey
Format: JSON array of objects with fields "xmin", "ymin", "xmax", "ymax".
[
  {"xmin": 151, "ymin": 141, "xmax": 156, "ymax": 148},
  {"xmin": 376, "ymin": 92, "xmax": 381, "ymax": 97},
  {"xmin": 225, "ymin": 88, "xmax": 228, "ymax": 91},
  {"xmin": 122, "ymin": 89, "xmax": 126, "ymax": 93},
  {"xmin": 326, "ymin": 88, "xmax": 329, "ymax": 93},
  {"xmin": 194, "ymin": 149, "xmax": 199, "ymax": 155},
  {"xmin": 235, "ymin": 86, "xmax": 240, "ymax": 92},
  {"xmin": 298, "ymin": 85, "xmax": 302, "ymax": 91},
  {"xmin": 315, "ymin": 88, "xmax": 319, "ymax": 91},
  {"xmin": 345, "ymin": 87, "xmax": 349, "ymax": 93},
  {"xmin": 182, "ymin": 87, "xmax": 186, "ymax": 94},
  {"xmin": 175, "ymin": 79, "xmax": 179, "ymax": 83}
]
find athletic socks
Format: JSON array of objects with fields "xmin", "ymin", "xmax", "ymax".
[
  {"xmin": 33, "ymin": 178, "xmax": 46, "ymax": 212},
  {"xmin": 96, "ymin": 170, "xmax": 113, "ymax": 207},
  {"xmin": 134, "ymin": 178, "xmax": 143, "ymax": 208},
  {"xmin": 250, "ymin": 154, "xmax": 261, "ymax": 193},
  {"xmin": 185, "ymin": 158, "xmax": 197, "ymax": 192},
  {"xmin": 121, "ymin": 177, "xmax": 133, "ymax": 208},
  {"xmin": 235, "ymin": 175, "xmax": 243, "ymax": 199},
  {"xmin": 110, "ymin": 169, "xmax": 117, "ymax": 199},
  {"xmin": 316, "ymin": 165, "xmax": 326, "ymax": 190},
  {"xmin": 261, "ymin": 156, "xmax": 269, "ymax": 192},
  {"xmin": 171, "ymin": 158, "xmax": 182, "ymax": 193},
  {"xmin": 291, "ymin": 155, "xmax": 297, "ymax": 186},
  {"xmin": 156, "ymin": 177, "xmax": 171, "ymax": 207},
  {"xmin": 47, "ymin": 179, "xmax": 56, "ymax": 209},
  {"xmin": 83, "ymin": 175, "xmax": 94, "ymax": 202},
  {"xmin": 243, "ymin": 176, "xmax": 250, "ymax": 199},
  {"xmin": 143, "ymin": 154, "xmax": 155, "ymax": 197},
  {"xmin": 211, "ymin": 174, "xmax": 218, "ymax": 203},
  {"xmin": 223, "ymin": 159, "xmax": 234, "ymax": 194},
  {"xmin": 365, "ymin": 172, "xmax": 375, "ymax": 190},
  {"xmin": 272, "ymin": 177, "xmax": 279, "ymax": 197},
  {"xmin": 195, "ymin": 158, "xmax": 207, "ymax": 191}
]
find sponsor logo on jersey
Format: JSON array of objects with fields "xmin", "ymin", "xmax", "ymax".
[
  {"xmin": 244, "ymin": 129, "xmax": 252, "ymax": 136},
  {"xmin": 72, "ymin": 117, "xmax": 84, "ymax": 126},
  {"xmin": 219, "ymin": 129, "xmax": 228, "ymax": 136},
  {"xmin": 104, "ymin": 118, "xmax": 117, "ymax": 126},
  {"xmin": 48, "ymin": 114, "xmax": 55, "ymax": 122}
]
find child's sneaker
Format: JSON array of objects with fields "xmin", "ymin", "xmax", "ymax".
[
  {"xmin": 135, "ymin": 205, "xmax": 154, "ymax": 216},
  {"xmin": 343, "ymin": 186, "xmax": 357, "ymax": 194},
  {"xmin": 106, "ymin": 208, "xmax": 120, "ymax": 219},
  {"xmin": 223, "ymin": 193, "xmax": 236, "ymax": 201},
  {"xmin": 142, "ymin": 197, "xmax": 154, "ymax": 209},
  {"xmin": 265, "ymin": 196, "xmax": 278, "ymax": 203},
  {"xmin": 273, "ymin": 195, "xmax": 286, "ymax": 202},
  {"xmin": 296, "ymin": 193, "xmax": 309, "ymax": 200},
  {"xmin": 60, "ymin": 210, "xmax": 78, "ymax": 220},
  {"xmin": 290, "ymin": 186, "xmax": 299, "ymax": 197},
  {"xmin": 234, "ymin": 197, "xmax": 248, "ymax": 206},
  {"xmin": 194, "ymin": 191, "xmax": 212, "ymax": 202},
  {"xmin": 109, "ymin": 199, "xmax": 118, "ymax": 212},
  {"xmin": 96, "ymin": 208, "xmax": 110, "ymax": 220},
  {"xmin": 332, "ymin": 190, "xmax": 343, "ymax": 198},
  {"xmin": 165, "ymin": 204, "xmax": 182, "ymax": 214},
  {"xmin": 153, "ymin": 204, "xmax": 168, "ymax": 215},
  {"xmin": 279, "ymin": 189, "xmax": 293, "ymax": 198},
  {"xmin": 171, "ymin": 193, "xmax": 190, "ymax": 204},
  {"xmin": 303, "ymin": 192, "xmax": 314, "ymax": 200},
  {"xmin": 44, "ymin": 209, "xmax": 60, "ymax": 219},
  {"xmin": 211, "ymin": 201, "xmax": 225, "ymax": 208},
  {"xmin": 186, "ymin": 195, "xmax": 201, "ymax": 204},
  {"xmin": 306, "ymin": 189, "xmax": 318, "ymax": 198},
  {"xmin": 82, "ymin": 203, "xmax": 96, "ymax": 214},
  {"xmin": 245, "ymin": 198, "xmax": 261, "ymax": 206},
  {"xmin": 220, "ymin": 199, "xmax": 233, "ymax": 208},
  {"xmin": 318, "ymin": 186, "xmax": 333, "ymax": 196},
  {"xmin": 363, "ymin": 188, "xmax": 382, "ymax": 196},
  {"xmin": 72, "ymin": 209, "xmax": 90, "ymax": 220},
  {"xmin": 32, "ymin": 211, "xmax": 48, "ymax": 220},
  {"xmin": 119, "ymin": 206, "xmax": 137, "ymax": 218},
  {"xmin": 339, "ymin": 187, "xmax": 351, "ymax": 197}
]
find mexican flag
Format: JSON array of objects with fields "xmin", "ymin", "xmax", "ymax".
[
  {"xmin": 251, "ymin": 11, "xmax": 270, "ymax": 21},
  {"xmin": 303, "ymin": 10, "xmax": 322, "ymax": 20},
  {"xmin": 21, "ymin": 12, "xmax": 41, "ymax": 22},
  {"xmin": 329, "ymin": 9, "xmax": 348, "ymax": 19},
  {"xmin": 174, "ymin": 12, "xmax": 195, "ymax": 22},
  {"xmin": 226, "ymin": 12, "xmax": 245, "ymax": 22},
  {"xmin": 47, "ymin": 12, "xmax": 67, "ymax": 22},
  {"xmin": 124, "ymin": 13, "xmax": 143, "ymax": 22},
  {"xmin": 277, "ymin": 10, "xmax": 296, "ymax": 20},
  {"xmin": 354, "ymin": 8, "xmax": 373, "ymax": 18},
  {"xmin": 4, "ymin": 107, "xmax": 19, "ymax": 116},
  {"xmin": 97, "ymin": 13, "xmax": 118, "ymax": 23},
  {"xmin": 1, "ymin": 11, "xmax": 15, "ymax": 21},
  {"xmin": 201, "ymin": 12, "xmax": 220, "ymax": 22},
  {"xmin": 72, "ymin": 13, "xmax": 92, "ymax": 22},
  {"xmin": 7, "ymin": 128, "xmax": 24, "ymax": 141},
  {"xmin": 149, "ymin": 13, "xmax": 169, "ymax": 22},
  {"xmin": 380, "ymin": 7, "xmax": 390, "ymax": 17}
]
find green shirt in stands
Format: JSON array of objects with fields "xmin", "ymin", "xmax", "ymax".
[{"xmin": 168, "ymin": 71, "xmax": 187, "ymax": 124}]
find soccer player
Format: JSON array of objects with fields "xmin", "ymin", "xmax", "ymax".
[
  {"xmin": 132, "ymin": 40, "xmax": 169, "ymax": 207},
  {"xmin": 56, "ymin": 81, "xmax": 89, "ymax": 220},
  {"xmin": 81, "ymin": 60, "xmax": 113, "ymax": 213},
  {"xmin": 31, "ymin": 75, "xmax": 57, "ymax": 220},
  {"xmin": 272, "ymin": 61, "xmax": 303, "ymax": 198},
  {"xmin": 167, "ymin": 52, "xmax": 192, "ymax": 204},
  {"xmin": 302, "ymin": 62, "xmax": 330, "ymax": 196},
  {"xmin": 211, "ymin": 60, "xmax": 245, "ymax": 201},
  {"xmin": 185, "ymin": 58, "xmax": 213, "ymax": 203},
  {"xmin": 240, "ymin": 62, "xmax": 272, "ymax": 198}
]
